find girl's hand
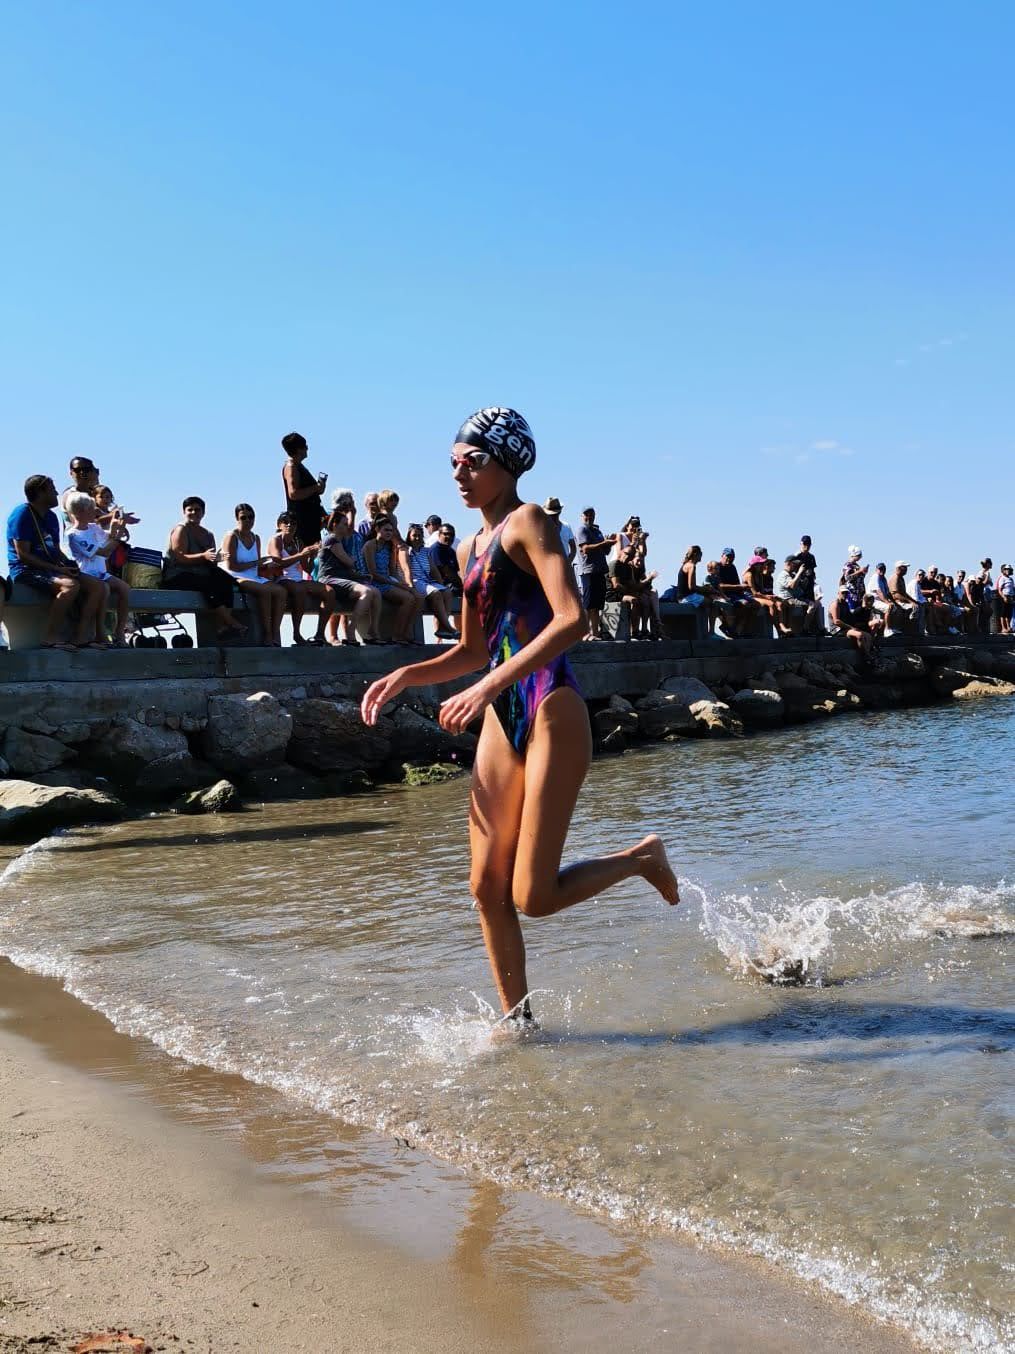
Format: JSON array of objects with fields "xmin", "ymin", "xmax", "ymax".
[
  {"xmin": 439, "ymin": 680, "xmax": 493, "ymax": 734},
  {"xmin": 361, "ymin": 668, "xmax": 407, "ymax": 726}
]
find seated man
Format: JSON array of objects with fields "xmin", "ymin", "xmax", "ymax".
[
  {"xmin": 777, "ymin": 555, "xmax": 820, "ymax": 635},
  {"xmin": 868, "ymin": 561, "xmax": 899, "ymax": 635},
  {"xmin": 888, "ymin": 561, "xmax": 921, "ymax": 634},
  {"xmin": 829, "ymin": 583, "xmax": 881, "ymax": 658},
  {"xmin": 7, "ymin": 474, "xmax": 106, "ymax": 649},
  {"xmin": 429, "ymin": 521, "xmax": 462, "ymax": 592},
  {"xmin": 714, "ymin": 547, "xmax": 759, "ymax": 636}
]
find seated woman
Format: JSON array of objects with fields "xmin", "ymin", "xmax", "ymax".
[
  {"xmin": 743, "ymin": 551, "xmax": 788, "ymax": 635},
  {"xmin": 628, "ymin": 538, "xmax": 662, "ymax": 640},
  {"xmin": 267, "ymin": 512, "xmax": 334, "ymax": 645},
  {"xmin": 676, "ymin": 545, "xmax": 718, "ymax": 636},
  {"xmin": 163, "ymin": 496, "xmax": 247, "ymax": 640},
  {"xmin": 362, "ymin": 515, "xmax": 422, "ymax": 644},
  {"xmin": 65, "ymin": 491, "xmax": 131, "ymax": 647},
  {"xmin": 317, "ymin": 509, "xmax": 383, "ymax": 644},
  {"xmin": 607, "ymin": 543, "xmax": 642, "ymax": 637},
  {"xmin": 405, "ymin": 523, "xmax": 459, "ymax": 641},
  {"xmin": 221, "ymin": 503, "xmax": 288, "ymax": 647}
]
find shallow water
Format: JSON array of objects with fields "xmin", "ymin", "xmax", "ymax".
[{"xmin": 1, "ymin": 700, "xmax": 1012, "ymax": 1353}]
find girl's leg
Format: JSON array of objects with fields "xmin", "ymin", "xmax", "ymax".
[
  {"xmin": 511, "ymin": 688, "xmax": 679, "ymax": 920},
  {"xmin": 469, "ymin": 711, "xmax": 529, "ymax": 1013},
  {"xmin": 287, "ymin": 582, "xmax": 307, "ymax": 640}
]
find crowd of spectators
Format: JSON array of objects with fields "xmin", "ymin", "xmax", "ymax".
[{"xmin": 3, "ymin": 437, "xmax": 1013, "ymax": 653}]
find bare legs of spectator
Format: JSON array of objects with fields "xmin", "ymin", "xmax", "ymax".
[
  {"xmin": 237, "ymin": 579, "xmax": 286, "ymax": 646},
  {"xmin": 105, "ymin": 575, "xmax": 131, "ymax": 644},
  {"xmin": 585, "ymin": 606, "xmax": 604, "ymax": 640},
  {"xmin": 74, "ymin": 573, "xmax": 107, "ymax": 647},
  {"xmin": 427, "ymin": 589, "xmax": 457, "ymax": 639},
  {"xmin": 386, "ymin": 584, "xmax": 423, "ymax": 643},
  {"xmin": 284, "ymin": 579, "xmax": 334, "ymax": 644}
]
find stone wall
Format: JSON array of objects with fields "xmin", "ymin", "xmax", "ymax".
[{"xmin": 2, "ymin": 638, "xmax": 1014, "ymax": 841}]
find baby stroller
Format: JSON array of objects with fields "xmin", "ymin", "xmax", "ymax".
[{"xmin": 122, "ymin": 546, "xmax": 195, "ymax": 649}]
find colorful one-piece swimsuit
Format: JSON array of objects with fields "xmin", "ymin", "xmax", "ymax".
[{"xmin": 463, "ymin": 512, "xmax": 581, "ymax": 753}]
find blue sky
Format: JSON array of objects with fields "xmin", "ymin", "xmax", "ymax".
[{"xmin": 2, "ymin": 1, "xmax": 1012, "ymax": 589}]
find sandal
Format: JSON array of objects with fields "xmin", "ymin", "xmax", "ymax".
[
  {"xmin": 341, "ymin": 638, "xmax": 361, "ymax": 646},
  {"xmin": 41, "ymin": 640, "xmax": 78, "ymax": 652}
]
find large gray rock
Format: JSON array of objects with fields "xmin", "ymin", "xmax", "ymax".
[
  {"xmin": 634, "ymin": 690, "xmax": 694, "ymax": 738},
  {"xmin": 2, "ymin": 728, "xmax": 76, "ymax": 776},
  {"xmin": 952, "ymin": 677, "xmax": 1015, "ymax": 700},
  {"xmin": 173, "ymin": 778, "xmax": 240, "ymax": 815},
  {"xmin": 0, "ymin": 780, "xmax": 126, "ymax": 842},
  {"xmin": 204, "ymin": 691, "xmax": 292, "ymax": 772},
  {"xmin": 389, "ymin": 706, "xmax": 477, "ymax": 764},
  {"xmin": 82, "ymin": 719, "xmax": 188, "ymax": 780},
  {"xmin": 688, "ymin": 699, "xmax": 743, "ymax": 737},
  {"xmin": 658, "ymin": 675, "xmax": 716, "ymax": 704},
  {"xmin": 731, "ymin": 688, "xmax": 785, "ymax": 727},
  {"xmin": 288, "ymin": 698, "xmax": 394, "ymax": 773},
  {"xmin": 932, "ymin": 666, "xmax": 1015, "ymax": 699},
  {"xmin": 135, "ymin": 752, "xmax": 220, "ymax": 795}
]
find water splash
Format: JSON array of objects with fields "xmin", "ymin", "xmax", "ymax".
[{"xmin": 695, "ymin": 879, "xmax": 1014, "ymax": 985}]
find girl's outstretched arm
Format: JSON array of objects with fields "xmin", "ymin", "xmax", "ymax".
[{"xmin": 361, "ymin": 535, "xmax": 488, "ymax": 725}]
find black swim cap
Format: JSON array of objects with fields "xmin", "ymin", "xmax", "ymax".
[{"xmin": 454, "ymin": 407, "xmax": 536, "ymax": 478}]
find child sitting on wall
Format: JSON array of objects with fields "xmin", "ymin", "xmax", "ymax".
[{"xmin": 65, "ymin": 491, "xmax": 131, "ymax": 647}]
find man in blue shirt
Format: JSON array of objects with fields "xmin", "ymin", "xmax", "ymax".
[{"xmin": 7, "ymin": 474, "xmax": 106, "ymax": 649}]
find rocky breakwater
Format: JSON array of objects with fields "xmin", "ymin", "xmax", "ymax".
[
  {"xmin": 2, "ymin": 644, "xmax": 1014, "ymax": 843},
  {"xmin": 585, "ymin": 643, "xmax": 1015, "ymax": 752}
]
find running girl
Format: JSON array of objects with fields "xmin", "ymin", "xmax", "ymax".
[{"xmin": 361, "ymin": 407, "xmax": 679, "ymax": 1020}]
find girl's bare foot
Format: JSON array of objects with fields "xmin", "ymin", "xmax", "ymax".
[{"xmin": 631, "ymin": 833, "xmax": 680, "ymax": 905}]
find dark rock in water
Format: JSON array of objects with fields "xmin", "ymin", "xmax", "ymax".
[
  {"xmin": 634, "ymin": 691, "xmax": 694, "ymax": 738},
  {"xmin": 81, "ymin": 718, "xmax": 189, "ymax": 781},
  {"xmin": 172, "ymin": 779, "xmax": 240, "ymax": 815},
  {"xmin": 731, "ymin": 688, "xmax": 785, "ymax": 728},
  {"xmin": 402, "ymin": 762, "xmax": 467, "ymax": 787},
  {"xmin": 2, "ymin": 727, "xmax": 76, "ymax": 776},
  {"xmin": 240, "ymin": 763, "xmax": 323, "ymax": 803},
  {"xmin": 0, "ymin": 779, "xmax": 127, "ymax": 841},
  {"xmin": 598, "ymin": 726, "xmax": 628, "ymax": 754},
  {"xmin": 389, "ymin": 705, "xmax": 477, "ymax": 764},
  {"xmin": 135, "ymin": 752, "xmax": 219, "ymax": 796},
  {"xmin": 288, "ymin": 699, "xmax": 394, "ymax": 772}
]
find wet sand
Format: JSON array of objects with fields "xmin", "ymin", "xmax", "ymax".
[{"xmin": 0, "ymin": 959, "xmax": 918, "ymax": 1354}]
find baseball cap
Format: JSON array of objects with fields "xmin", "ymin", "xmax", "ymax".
[
  {"xmin": 895, "ymin": 560, "xmax": 909, "ymax": 569},
  {"xmin": 543, "ymin": 496, "xmax": 563, "ymax": 515},
  {"xmin": 847, "ymin": 544, "xmax": 862, "ymax": 559}
]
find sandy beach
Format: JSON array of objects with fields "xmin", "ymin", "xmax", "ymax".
[{"xmin": 0, "ymin": 957, "xmax": 920, "ymax": 1354}]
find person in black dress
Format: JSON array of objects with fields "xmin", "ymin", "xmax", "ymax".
[{"xmin": 281, "ymin": 432, "xmax": 327, "ymax": 549}]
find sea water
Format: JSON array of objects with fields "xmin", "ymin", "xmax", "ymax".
[{"xmin": 1, "ymin": 699, "xmax": 1012, "ymax": 1353}]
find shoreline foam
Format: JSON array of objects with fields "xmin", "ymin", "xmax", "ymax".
[{"xmin": 0, "ymin": 955, "xmax": 919, "ymax": 1354}]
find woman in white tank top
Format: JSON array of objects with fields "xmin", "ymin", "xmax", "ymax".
[{"xmin": 222, "ymin": 503, "xmax": 288, "ymax": 646}]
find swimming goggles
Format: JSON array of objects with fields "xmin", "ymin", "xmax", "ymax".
[{"xmin": 450, "ymin": 450, "xmax": 492, "ymax": 471}]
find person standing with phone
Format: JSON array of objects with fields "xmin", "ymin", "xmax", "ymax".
[{"xmin": 281, "ymin": 431, "xmax": 327, "ymax": 552}]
